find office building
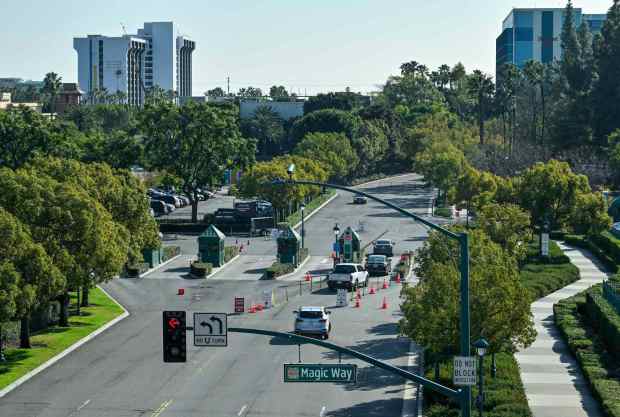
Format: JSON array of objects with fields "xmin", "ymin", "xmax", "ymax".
[
  {"xmin": 73, "ymin": 22, "xmax": 195, "ymax": 106},
  {"xmin": 496, "ymin": 8, "xmax": 606, "ymax": 77}
]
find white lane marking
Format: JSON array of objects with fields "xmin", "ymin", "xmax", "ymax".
[
  {"xmin": 238, "ymin": 404, "xmax": 248, "ymax": 416},
  {"xmin": 77, "ymin": 399, "xmax": 91, "ymax": 411},
  {"xmin": 320, "ymin": 405, "xmax": 326, "ymax": 417}
]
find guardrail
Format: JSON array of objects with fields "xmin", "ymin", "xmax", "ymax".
[{"xmin": 602, "ymin": 281, "xmax": 620, "ymax": 315}]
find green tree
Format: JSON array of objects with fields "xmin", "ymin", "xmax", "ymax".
[
  {"xmin": 570, "ymin": 193, "xmax": 611, "ymax": 236},
  {"xmin": 351, "ymin": 120, "xmax": 389, "ymax": 176},
  {"xmin": 518, "ymin": 160, "xmax": 591, "ymax": 229},
  {"xmin": 593, "ymin": 0, "xmax": 620, "ymax": 141},
  {"xmin": 294, "ymin": 132, "xmax": 359, "ymax": 180},
  {"xmin": 237, "ymin": 155, "xmax": 327, "ymax": 220},
  {"xmin": 269, "ymin": 85, "xmax": 289, "ymax": 100},
  {"xmin": 414, "ymin": 142, "xmax": 466, "ymax": 202},
  {"xmin": 303, "ymin": 92, "xmax": 369, "ymax": 114},
  {"xmin": 41, "ymin": 72, "xmax": 62, "ymax": 113},
  {"xmin": 237, "ymin": 86, "xmax": 263, "ymax": 97},
  {"xmin": 0, "ymin": 207, "xmax": 65, "ymax": 347},
  {"xmin": 240, "ymin": 106, "xmax": 285, "ymax": 158},
  {"xmin": 0, "ymin": 168, "xmax": 129, "ymax": 326},
  {"xmin": 290, "ymin": 108, "xmax": 361, "ymax": 144},
  {"xmin": 477, "ymin": 203, "xmax": 532, "ymax": 261},
  {"xmin": 206, "ymin": 87, "xmax": 225, "ymax": 97},
  {"xmin": 400, "ymin": 228, "xmax": 535, "ymax": 356},
  {"xmin": 0, "ymin": 106, "xmax": 56, "ymax": 169},
  {"xmin": 141, "ymin": 102, "xmax": 255, "ymax": 221},
  {"xmin": 467, "ymin": 70, "xmax": 495, "ymax": 145}
]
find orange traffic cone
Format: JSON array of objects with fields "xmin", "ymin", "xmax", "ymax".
[
  {"xmin": 369, "ymin": 287, "xmax": 376, "ymax": 295},
  {"xmin": 395, "ymin": 273, "xmax": 401, "ymax": 284},
  {"xmin": 248, "ymin": 305, "xmax": 256, "ymax": 313},
  {"xmin": 356, "ymin": 289, "xmax": 361, "ymax": 299},
  {"xmin": 381, "ymin": 297, "xmax": 388, "ymax": 309},
  {"xmin": 305, "ymin": 272, "xmax": 311, "ymax": 281},
  {"xmin": 355, "ymin": 298, "xmax": 361, "ymax": 308},
  {"xmin": 382, "ymin": 280, "xmax": 388, "ymax": 289}
]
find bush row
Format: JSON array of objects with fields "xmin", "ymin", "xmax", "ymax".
[
  {"xmin": 263, "ymin": 262, "xmax": 295, "ymax": 280},
  {"xmin": 190, "ymin": 261, "xmax": 212, "ymax": 278},
  {"xmin": 423, "ymin": 352, "xmax": 532, "ymax": 417},
  {"xmin": 520, "ymin": 241, "xmax": 580, "ymax": 300},
  {"xmin": 554, "ymin": 289, "xmax": 620, "ymax": 417},
  {"xmin": 585, "ymin": 286, "xmax": 620, "ymax": 361},
  {"xmin": 433, "ymin": 207, "xmax": 452, "ymax": 218},
  {"xmin": 125, "ymin": 262, "xmax": 149, "ymax": 277}
]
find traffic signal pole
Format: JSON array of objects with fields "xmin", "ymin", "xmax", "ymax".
[{"xmin": 271, "ymin": 178, "xmax": 471, "ymax": 417}]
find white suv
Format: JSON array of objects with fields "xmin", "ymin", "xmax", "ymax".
[{"xmin": 293, "ymin": 306, "xmax": 332, "ymax": 339}]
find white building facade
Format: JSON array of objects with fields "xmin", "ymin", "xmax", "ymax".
[{"xmin": 74, "ymin": 22, "xmax": 195, "ymax": 106}]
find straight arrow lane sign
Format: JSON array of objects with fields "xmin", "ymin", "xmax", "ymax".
[{"xmin": 193, "ymin": 312, "xmax": 227, "ymax": 347}]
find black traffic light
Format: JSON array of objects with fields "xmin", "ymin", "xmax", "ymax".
[{"xmin": 163, "ymin": 310, "xmax": 186, "ymax": 362}]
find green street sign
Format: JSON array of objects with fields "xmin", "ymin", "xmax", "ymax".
[{"xmin": 283, "ymin": 363, "xmax": 357, "ymax": 383}]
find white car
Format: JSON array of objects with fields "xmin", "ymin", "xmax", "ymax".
[
  {"xmin": 294, "ymin": 306, "xmax": 332, "ymax": 339},
  {"xmin": 327, "ymin": 263, "xmax": 369, "ymax": 291}
]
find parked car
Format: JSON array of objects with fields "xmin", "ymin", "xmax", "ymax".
[
  {"xmin": 327, "ymin": 263, "xmax": 369, "ymax": 291},
  {"xmin": 373, "ymin": 239, "xmax": 395, "ymax": 257},
  {"xmin": 164, "ymin": 202, "xmax": 176, "ymax": 213},
  {"xmin": 150, "ymin": 200, "xmax": 167, "ymax": 216},
  {"xmin": 293, "ymin": 306, "xmax": 332, "ymax": 339},
  {"xmin": 353, "ymin": 196, "xmax": 368, "ymax": 204},
  {"xmin": 152, "ymin": 193, "xmax": 181, "ymax": 208},
  {"xmin": 366, "ymin": 254, "xmax": 392, "ymax": 276}
]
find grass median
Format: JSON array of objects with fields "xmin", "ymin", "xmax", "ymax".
[
  {"xmin": 0, "ymin": 287, "xmax": 124, "ymax": 390},
  {"xmin": 286, "ymin": 190, "xmax": 336, "ymax": 226}
]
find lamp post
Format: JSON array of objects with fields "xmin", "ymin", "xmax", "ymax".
[
  {"xmin": 473, "ymin": 338, "xmax": 489, "ymax": 417},
  {"xmin": 271, "ymin": 169, "xmax": 472, "ymax": 417},
  {"xmin": 300, "ymin": 203, "xmax": 306, "ymax": 249},
  {"xmin": 333, "ymin": 224, "xmax": 340, "ymax": 266}
]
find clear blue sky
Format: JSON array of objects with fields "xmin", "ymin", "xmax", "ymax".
[{"xmin": 0, "ymin": 0, "xmax": 612, "ymax": 95}]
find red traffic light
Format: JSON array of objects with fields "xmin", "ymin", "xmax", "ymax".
[{"xmin": 168, "ymin": 318, "xmax": 181, "ymax": 330}]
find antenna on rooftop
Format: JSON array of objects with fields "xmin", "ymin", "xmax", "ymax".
[{"xmin": 120, "ymin": 23, "xmax": 127, "ymax": 35}]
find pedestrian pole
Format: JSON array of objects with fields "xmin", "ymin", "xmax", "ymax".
[{"xmin": 460, "ymin": 232, "xmax": 471, "ymax": 417}]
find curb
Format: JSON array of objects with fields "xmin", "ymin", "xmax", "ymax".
[
  {"xmin": 204, "ymin": 254, "xmax": 242, "ymax": 279},
  {"xmin": 140, "ymin": 253, "xmax": 183, "ymax": 278},
  {"xmin": 293, "ymin": 192, "xmax": 339, "ymax": 229},
  {"xmin": 0, "ymin": 286, "xmax": 130, "ymax": 399}
]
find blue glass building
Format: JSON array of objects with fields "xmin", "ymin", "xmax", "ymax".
[{"xmin": 496, "ymin": 8, "xmax": 606, "ymax": 78}]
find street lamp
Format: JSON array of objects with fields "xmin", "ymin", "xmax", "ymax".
[
  {"xmin": 300, "ymin": 203, "xmax": 306, "ymax": 249},
  {"xmin": 333, "ymin": 224, "xmax": 340, "ymax": 266},
  {"xmin": 473, "ymin": 338, "xmax": 489, "ymax": 417}
]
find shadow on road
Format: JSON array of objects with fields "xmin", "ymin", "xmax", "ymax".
[{"xmin": 325, "ymin": 397, "xmax": 404, "ymax": 417}]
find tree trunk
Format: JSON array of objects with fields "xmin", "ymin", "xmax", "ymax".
[
  {"xmin": 479, "ymin": 112, "xmax": 485, "ymax": 145},
  {"xmin": 540, "ymin": 83, "xmax": 546, "ymax": 155},
  {"xmin": 76, "ymin": 287, "xmax": 81, "ymax": 316},
  {"xmin": 81, "ymin": 286, "xmax": 90, "ymax": 307},
  {"xmin": 19, "ymin": 315, "xmax": 31, "ymax": 349},
  {"xmin": 191, "ymin": 200, "xmax": 198, "ymax": 223},
  {"xmin": 59, "ymin": 292, "xmax": 70, "ymax": 327}
]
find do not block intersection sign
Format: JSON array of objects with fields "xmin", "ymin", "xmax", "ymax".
[{"xmin": 453, "ymin": 356, "xmax": 476, "ymax": 386}]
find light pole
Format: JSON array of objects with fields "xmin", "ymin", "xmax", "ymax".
[
  {"xmin": 300, "ymin": 203, "xmax": 306, "ymax": 249},
  {"xmin": 333, "ymin": 224, "xmax": 340, "ymax": 266},
  {"xmin": 271, "ymin": 169, "xmax": 472, "ymax": 417},
  {"xmin": 474, "ymin": 338, "xmax": 489, "ymax": 417}
]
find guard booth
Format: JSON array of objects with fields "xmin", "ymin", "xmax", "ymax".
[
  {"xmin": 198, "ymin": 225, "xmax": 226, "ymax": 267},
  {"xmin": 142, "ymin": 248, "xmax": 162, "ymax": 268},
  {"xmin": 277, "ymin": 226, "xmax": 301, "ymax": 266},
  {"xmin": 339, "ymin": 227, "xmax": 362, "ymax": 263}
]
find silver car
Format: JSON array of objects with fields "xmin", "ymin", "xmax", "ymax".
[{"xmin": 294, "ymin": 306, "xmax": 332, "ymax": 339}]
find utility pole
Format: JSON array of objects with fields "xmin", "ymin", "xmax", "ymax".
[{"xmin": 227, "ymin": 77, "xmax": 230, "ymax": 95}]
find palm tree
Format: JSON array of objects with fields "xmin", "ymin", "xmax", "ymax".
[
  {"xmin": 468, "ymin": 70, "xmax": 495, "ymax": 145},
  {"xmin": 41, "ymin": 72, "xmax": 62, "ymax": 113}
]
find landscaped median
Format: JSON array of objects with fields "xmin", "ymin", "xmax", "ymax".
[
  {"xmin": 0, "ymin": 287, "xmax": 125, "ymax": 391},
  {"xmin": 286, "ymin": 190, "xmax": 336, "ymax": 226},
  {"xmin": 554, "ymin": 281, "xmax": 620, "ymax": 417},
  {"xmin": 520, "ymin": 240, "xmax": 580, "ymax": 299}
]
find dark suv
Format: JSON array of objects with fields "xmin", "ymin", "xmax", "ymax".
[
  {"xmin": 366, "ymin": 254, "xmax": 391, "ymax": 276},
  {"xmin": 373, "ymin": 239, "xmax": 395, "ymax": 257}
]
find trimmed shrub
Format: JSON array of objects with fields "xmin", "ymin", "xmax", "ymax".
[
  {"xmin": 591, "ymin": 231, "xmax": 620, "ymax": 265},
  {"xmin": 224, "ymin": 245, "xmax": 239, "ymax": 263},
  {"xmin": 263, "ymin": 262, "xmax": 295, "ymax": 280},
  {"xmin": 190, "ymin": 261, "xmax": 212, "ymax": 278},
  {"xmin": 525, "ymin": 240, "xmax": 570, "ymax": 264},
  {"xmin": 126, "ymin": 262, "xmax": 149, "ymax": 277},
  {"xmin": 162, "ymin": 245, "xmax": 181, "ymax": 262},
  {"xmin": 585, "ymin": 287, "xmax": 620, "ymax": 361},
  {"xmin": 520, "ymin": 262, "xmax": 580, "ymax": 300},
  {"xmin": 434, "ymin": 207, "xmax": 452, "ymax": 218},
  {"xmin": 554, "ymin": 289, "xmax": 620, "ymax": 417}
]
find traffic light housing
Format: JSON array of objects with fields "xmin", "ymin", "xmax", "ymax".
[{"xmin": 163, "ymin": 310, "xmax": 186, "ymax": 362}]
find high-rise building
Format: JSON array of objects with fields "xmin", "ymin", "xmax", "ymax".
[
  {"xmin": 496, "ymin": 8, "xmax": 606, "ymax": 78},
  {"xmin": 73, "ymin": 22, "xmax": 195, "ymax": 106}
]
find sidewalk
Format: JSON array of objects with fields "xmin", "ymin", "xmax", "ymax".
[{"xmin": 515, "ymin": 242, "xmax": 608, "ymax": 417}]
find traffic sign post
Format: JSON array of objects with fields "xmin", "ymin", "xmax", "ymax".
[
  {"xmin": 453, "ymin": 356, "xmax": 476, "ymax": 386},
  {"xmin": 194, "ymin": 312, "xmax": 227, "ymax": 346},
  {"xmin": 284, "ymin": 363, "xmax": 357, "ymax": 383}
]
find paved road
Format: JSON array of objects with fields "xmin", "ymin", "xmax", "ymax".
[{"xmin": 0, "ymin": 173, "xmax": 434, "ymax": 417}]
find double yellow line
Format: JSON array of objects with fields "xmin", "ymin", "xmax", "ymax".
[{"xmin": 151, "ymin": 399, "xmax": 173, "ymax": 417}]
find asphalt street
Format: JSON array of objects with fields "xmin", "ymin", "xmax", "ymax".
[{"xmin": 0, "ymin": 173, "xmax": 435, "ymax": 417}]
